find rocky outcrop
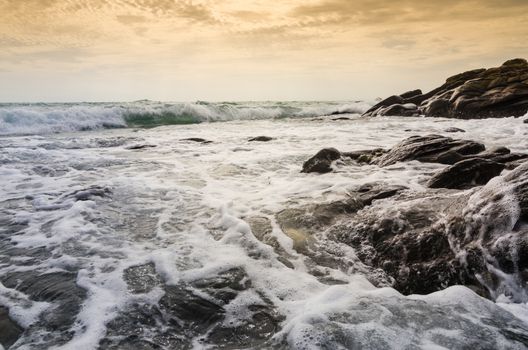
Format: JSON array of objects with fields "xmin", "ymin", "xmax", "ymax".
[
  {"xmin": 294, "ymin": 135, "xmax": 528, "ymax": 298},
  {"xmin": 363, "ymin": 58, "xmax": 528, "ymax": 119}
]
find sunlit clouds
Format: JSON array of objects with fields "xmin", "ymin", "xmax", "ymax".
[{"xmin": 1, "ymin": 0, "xmax": 527, "ymax": 101}]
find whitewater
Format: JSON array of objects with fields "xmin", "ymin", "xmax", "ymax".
[{"xmin": 1, "ymin": 101, "xmax": 528, "ymax": 350}]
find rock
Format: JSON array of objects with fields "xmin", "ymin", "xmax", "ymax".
[
  {"xmin": 444, "ymin": 127, "xmax": 466, "ymax": 133},
  {"xmin": 375, "ymin": 135, "xmax": 485, "ymax": 166},
  {"xmin": 363, "ymin": 95, "xmax": 404, "ymax": 117},
  {"xmin": 181, "ymin": 138, "xmax": 213, "ymax": 144},
  {"xmin": 331, "ymin": 117, "xmax": 351, "ymax": 121},
  {"xmin": 248, "ymin": 136, "xmax": 273, "ymax": 142},
  {"xmin": 0, "ymin": 271, "xmax": 87, "ymax": 331},
  {"xmin": 0, "ymin": 306, "xmax": 23, "ymax": 349},
  {"xmin": 400, "ymin": 89, "xmax": 423, "ymax": 99},
  {"xmin": 301, "ymin": 148, "xmax": 341, "ymax": 173},
  {"xmin": 363, "ymin": 58, "xmax": 528, "ymax": 119},
  {"xmin": 342, "ymin": 148, "xmax": 387, "ymax": 164},
  {"xmin": 524, "ymin": 119, "xmax": 528, "ymax": 123},
  {"xmin": 427, "ymin": 158, "xmax": 505, "ymax": 189},
  {"xmin": 126, "ymin": 144, "xmax": 156, "ymax": 150}
]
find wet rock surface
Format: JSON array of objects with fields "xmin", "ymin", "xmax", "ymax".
[
  {"xmin": 295, "ymin": 135, "xmax": 528, "ymax": 299},
  {"xmin": 301, "ymin": 148, "xmax": 341, "ymax": 173},
  {"xmin": 102, "ymin": 265, "xmax": 282, "ymax": 350},
  {"xmin": 363, "ymin": 58, "xmax": 528, "ymax": 119},
  {"xmin": 0, "ymin": 306, "xmax": 23, "ymax": 349},
  {"xmin": 427, "ymin": 158, "xmax": 505, "ymax": 189}
]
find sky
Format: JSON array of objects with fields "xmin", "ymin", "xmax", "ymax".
[{"xmin": 1, "ymin": 0, "xmax": 527, "ymax": 102}]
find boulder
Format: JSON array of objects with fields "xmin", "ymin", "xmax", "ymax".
[
  {"xmin": 427, "ymin": 158, "xmax": 505, "ymax": 189},
  {"xmin": 301, "ymin": 148, "xmax": 341, "ymax": 173},
  {"xmin": 363, "ymin": 58, "xmax": 528, "ymax": 119}
]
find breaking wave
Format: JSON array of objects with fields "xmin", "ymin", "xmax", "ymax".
[{"xmin": 0, "ymin": 100, "xmax": 371, "ymax": 136}]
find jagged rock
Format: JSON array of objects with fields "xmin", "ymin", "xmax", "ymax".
[
  {"xmin": 248, "ymin": 136, "xmax": 273, "ymax": 142},
  {"xmin": 301, "ymin": 148, "xmax": 341, "ymax": 173},
  {"xmin": 427, "ymin": 158, "xmax": 505, "ymax": 189},
  {"xmin": 363, "ymin": 58, "xmax": 528, "ymax": 119}
]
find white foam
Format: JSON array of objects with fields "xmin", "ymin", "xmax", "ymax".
[{"xmin": 1, "ymin": 113, "xmax": 527, "ymax": 349}]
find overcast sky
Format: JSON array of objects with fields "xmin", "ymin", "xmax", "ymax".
[{"xmin": 1, "ymin": 0, "xmax": 527, "ymax": 102}]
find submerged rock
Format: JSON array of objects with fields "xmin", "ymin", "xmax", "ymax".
[
  {"xmin": 181, "ymin": 138, "xmax": 213, "ymax": 144},
  {"xmin": 126, "ymin": 144, "xmax": 157, "ymax": 150},
  {"xmin": 0, "ymin": 306, "xmax": 23, "ymax": 349},
  {"xmin": 363, "ymin": 58, "xmax": 528, "ymax": 119},
  {"xmin": 248, "ymin": 136, "xmax": 273, "ymax": 142},
  {"xmin": 301, "ymin": 148, "xmax": 341, "ymax": 173},
  {"xmin": 444, "ymin": 127, "xmax": 466, "ymax": 133}
]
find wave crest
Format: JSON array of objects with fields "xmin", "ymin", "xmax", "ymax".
[{"xmin": 0, "ymin": 101, "xmax": 371, "ymax": 136}]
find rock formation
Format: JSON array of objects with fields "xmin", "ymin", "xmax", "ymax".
[{"xmin": 363, "ymin": 58, "xmax": 528, "ymax": 119}]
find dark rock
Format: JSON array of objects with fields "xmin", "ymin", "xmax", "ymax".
[
  {"xmin": 524, "ymin": 119, "xmax": 528, "ymax": 123},
  {"xmin": 248, "ymin": 136, "xmax": 273, "ymax": 142},
  {"xmin": 363, "ymin": 95, "xmax": 404, "ymax": 116},
  {"xmin": 0, "ymin": 306, "xmax": 23, "ymax": 349},
  {"xmin": 375, "ymin": 135, "xmax": 485, "ymax": 166},
  {"xmin": 124, "ymin": 263, "xmax": 163, "ymax": 294},
  {"xmin": 301, "ymin": 148, "xmax": 341, "ymax": 173},
  {"xmin": 444, "ymin": 127, "xmax": 466, "ymax": 133},
  {"xmin": 0, "ymin": 271, "xmax": 86, "ymax": 331},
  {"xmin": 126, "ymin": 144, "xmax": 157, "ymax": 150},
  {"xmin": 181, "ymin": 138, "xmax": 213, "ymax": 144},
  {"xmin": 342, "ymin": 148, "xmax": 387, "ymax": 164},
  {"xmin": 363, "ymin": 58, "xmax": 528, "ymax": 119},
  {"xmin": 331, "ymin": 117, "xmax": 351, "ymax": 121},
  {"xmin": 427, "ymin": 158, "xmax": 505, "ymax": 189},
  {"xmin": 400, "ymin": 89, "xmax": 423, "ymax": 99}
]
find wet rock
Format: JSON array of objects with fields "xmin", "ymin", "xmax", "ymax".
[
  {"xmin": 444, "ymin": 127, "xmax": 466, "ymax": 133},
  {"xmin": 126, "ymin": 144, "xmax": 157, "ymax": 150},
  {"xmin": 181, "ymin": 138, "xmax": 213, "ymax": 144},
  {"xmin": 301, "ymin": 148, "xmax": 341, "ymax": 173},
  {"xmin": 363, "ymin": 58, "xmax": 528, "ymax": 119},
  {"xmin": 0, "ymin": 306, "xmax": 23, "ymax": 349},
  {"xmin": 246, "ymin": 217, "xmax": 294, "ymax": 268},
  {"xmin": 375, "ymin": 135, "xmax": 485, "ymax": 166},
  {"xmin": 342, "ymin": 148, "xmax": 386, "ymax": 164},
  {"xmin": 248, "ymin": 136, "xmax": 273, "ymax": 142},
  {"xmin": 67, "ymin": 185, "xmax": 112, "ymax": 201},
  {"xmin": 124, "ymin": 263, "xmax": 163, "ymax": 294},
  {"xmin": 330, "ymin": 161, "xmax": 528, "ymax": 298},
  {"xmin": 0, "ymin": 271, "xmax": 86, "ymax": 331},
  {"xmin": 331, "ymin": 117, "xmax": 351, "ymax": 121},
  {"xmin": 427, "ymin": 158, "xmax": 505, "ymax": 189}
]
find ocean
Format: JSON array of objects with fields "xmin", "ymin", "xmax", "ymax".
[{"xmin": 1, "ymin": 101, "xmax": 528, "ymax": 349}]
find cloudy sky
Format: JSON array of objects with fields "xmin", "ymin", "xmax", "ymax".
[{"xmin": 1, "ymin": 0, "xmax": 527, "ymax": 102}]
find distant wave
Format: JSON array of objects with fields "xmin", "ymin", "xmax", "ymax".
[{"xmin": 0, "ymin": 100, "xmax": 372, "ymax": 136}]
